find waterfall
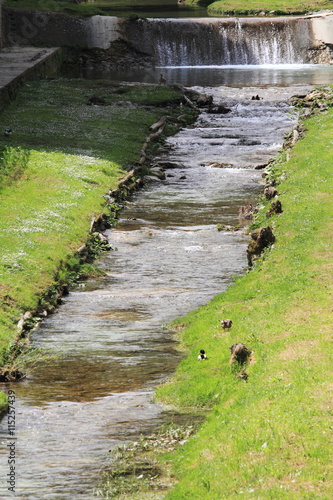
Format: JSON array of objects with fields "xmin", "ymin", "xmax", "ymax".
[{"xmin": 126, "ymin": 17, "xmax": 313, "ymax": 66}]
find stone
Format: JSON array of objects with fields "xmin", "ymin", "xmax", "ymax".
[
  {"xmin": 230, "ymin": 343, "xmax": 251, "ymax": 365},
  {"xmin": 247, "ymin": 226, "xmax": 275, "ymax": 266},
  {"xmin": 264, "ymin": 186, "xmax": 278, "ymax": 200},
  {"xmin": 150, "ymin": 168, "xmax": 166, "ymax": 180},
  {"xmin": 266, "ymin": 199, "xmax": 283, "ymax": 217},
  {"xmin": 208, "ymin": 104, "xmax": 231, "ymax": 114}
]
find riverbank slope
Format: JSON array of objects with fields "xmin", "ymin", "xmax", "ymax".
[
  {"xmin": 151, "ymin": 88, "xmax": 333, "ymax": 498},
  {"xmin": 0, "ymin": 78, "xmax": 196, "ymax": 380},
  {"xmin": 206, "ymin": 0, "xmax": 333, "ymax": 15}
]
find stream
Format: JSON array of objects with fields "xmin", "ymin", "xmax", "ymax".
[{"xmin": 0, "ymin": 82, "xmax": 313, "ymax": 498}]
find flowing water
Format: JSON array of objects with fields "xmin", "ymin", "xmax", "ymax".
[
  {"xmin": 126, "ymin": 17, "xmax": 313, "ymax": 66},
  {"xmin": 0, "ymin": 80, "xmax": 312, "ymax": 500},
  {"xmin": 0, "ymin": 82, "xmax": 315, "ymax": 498}
]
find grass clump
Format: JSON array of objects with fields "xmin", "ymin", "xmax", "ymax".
[
  {"xmin": 144, "ymin": 87, "xmax": 333, "ymax": 498},
  {"xmin": 0, "ymin": 391, "xmax": 8, "ymax": 416},
  {"xmin": 0, "ymin": 147, "xmax": 30, "ymax": 189}
]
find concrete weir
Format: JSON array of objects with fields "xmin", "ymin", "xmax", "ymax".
[
  {"xmin": 3, "ymin": 8, "xmax": 333, "ymax": 65},
  {"xmin": 0, "ymin": 0, "xmax": 3, "ymax": 49}
]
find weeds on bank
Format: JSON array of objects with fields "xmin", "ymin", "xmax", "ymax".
[
  {"xmin": 0, "ymin": 341, "xmax": 61, "ymax": 382},
  {"xmin": 95, "ymin": 424, "xmax": 198, "ymax": 500}
]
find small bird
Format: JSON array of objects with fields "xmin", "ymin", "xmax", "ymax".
[
  {"xmin": 197, "ymin": 349, "xmax": 207, "ymax": 360},
  {"xmin": 159, "ymin": 73, "xmax": 166, "ymax": 85},
  {"xmin": 220, "ymin": 319, "xmax": 233, "ymax": 330},
  {"xmin": 4, "ymin": 128, "xmax": 12, "ymax": 137}
]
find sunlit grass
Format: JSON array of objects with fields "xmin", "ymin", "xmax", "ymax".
[{"xmin": 207, "ymin": 0, "xmax": 333, "ymax": 15}]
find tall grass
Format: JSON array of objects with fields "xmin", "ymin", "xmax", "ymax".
[
  {"xmin": 0, "ymin": 146, "xmax": 30, "ymax": 189},
  {"xmin": 0, "ymin": 392, "xmax": 8, "ymax": 416}
]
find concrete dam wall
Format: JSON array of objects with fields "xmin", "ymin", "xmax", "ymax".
[{"xmin": 3, "ymin": 7, "xmax": 333, "ymax": 65}]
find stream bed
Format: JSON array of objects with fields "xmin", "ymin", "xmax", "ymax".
[{"xmin": 0, "ymin": 83, "xmax": 311, "ymax": 499}]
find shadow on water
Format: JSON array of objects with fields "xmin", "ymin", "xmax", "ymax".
[
  {"xmin": 65, "ymin": 64, "xmax": 333, "ymax": 87},
  {"xmin": 0, "ymin": 83, "xmax": 313, "ymax": 498}
]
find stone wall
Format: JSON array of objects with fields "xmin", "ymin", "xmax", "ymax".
[
  {"xmin": 0, "ymin": 48, "xmax": 63, "ymax": 113},
  {"xmin": 310, "ymin": 12, "xmax": 333, "ymax": 45},
  {"xmin": 3, "ymin": 6, "xmax": 333, "ymax": 65},
  {"xmin": 0, "ymin": 0, "xmax": 3, "ymax": 48},
  {"xmin": 3, "ymin": 7, "xmax": 122, "ymax": 48}
]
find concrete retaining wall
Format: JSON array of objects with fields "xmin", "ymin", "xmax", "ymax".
[
  {"xmin": 0, "ymin": 48, "xmax": 63, "ymax": 113},
  {"xmin": 3, "ymin": 7, "xmax": 122, "ymax": 49},
  {"xmin": 3, "ymin": 7, "xmax": 333, "ymax": 63},
  {"xmin": 0, "ymin": 0, "xmax": 3, "ymax": 48},
  {"xmin": 310, "ymin": 12, "xmax": 333, "ymax": 45}
]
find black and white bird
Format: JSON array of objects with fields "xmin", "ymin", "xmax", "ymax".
[
  {"xmin": 4, "ymin": 129, "xmax": 12, "ymax": 138},
  {"xmin": 197, "ymin": 349, "xmax": 207, "ymax": 360}
]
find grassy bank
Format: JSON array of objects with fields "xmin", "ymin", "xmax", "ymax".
[
  {"xmin": 143, "ymin": 89, "xmax": 333, "ymax": 498},
  {"xmin": 186, "ymin": 0, "xmax": 333, "ymax": 16},
  {"xmin": 0, "ymin": 79, "xmax": 196, "ymax": 368},
  {"xmin": 5, "ymin": 0, "xmax": 333, "ymax": 16},
  {"xmin": 207, "ymin": 0, "xmax": 333, "ymax": 16}
]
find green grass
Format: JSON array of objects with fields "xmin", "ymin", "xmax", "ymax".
[
  {"xmin": 0, "ymin": 391, "xmax": 8, "ymax": 416},
  {"xmin": 145, "ymin": 90, "xmax": 333, "ymax": 498},
  {"xmin": 0, "ymin": 79, "xmax": 181, "ymax": 164},
  {"xmin": 207, "ymin": 0, "xmax": 333, "ymax": 15},
  {"xmin": 0, "ymin": 79, "xmax": 194, "ymax": 357}
]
